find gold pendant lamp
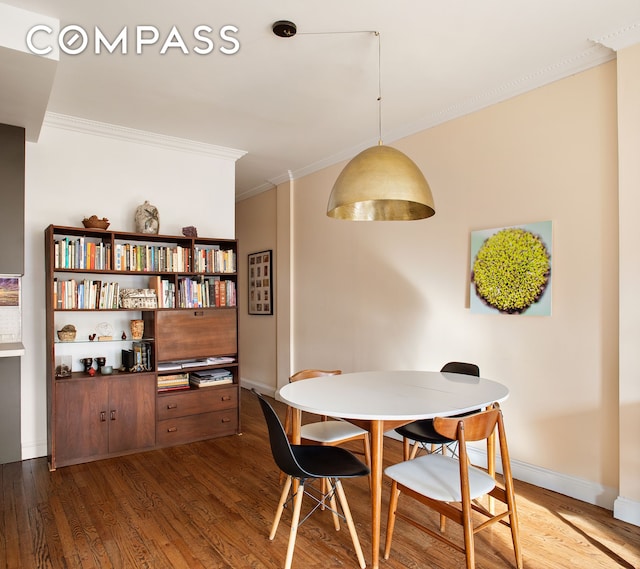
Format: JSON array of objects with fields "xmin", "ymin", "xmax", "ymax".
[
  {"xmin": 327, "ymin": 32, "xmax": 435, "ymax": 221},
  {"xmin": 326, "ymin": 143, "xmax": 435, "ymax": 221},
  {"xmin": 272, "ymin": 23, "xmax": 435, "ymax": 221}
]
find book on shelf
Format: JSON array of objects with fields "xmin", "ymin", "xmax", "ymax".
[
  {"xmin": 179, "ymin": 358, "xmax": 210, "ymax": 369},
  {"xmin": 157, "ymin": 361, "xmax": 183, "ymax": 372},
  {"xmin": 157, "ymin": 385, "xmax": 191, "ymax": 393},
  {"xmin": 157, "ymin": 372, "xmax": 190, "ymax": 391},
  {"xmin": 206, "ymin": 356, "xmax": 235, "ymax": 364},
  {"xmin": 158, "ymin": 356, "xmax": 235, "ymax": 371},
  {"xmin": 189, "ymin": 368, "xmax": 233, "ymax": 388}
]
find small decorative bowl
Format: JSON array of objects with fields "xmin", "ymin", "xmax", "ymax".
[
  {"xmin": 82, "ymin": 215, "xmax": 110, "ymax": 230},
  {"xmin": 57, "ymin": 328, "xmax": 76, "ymax": 342}
]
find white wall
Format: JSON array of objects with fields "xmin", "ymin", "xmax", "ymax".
[{"xmin": 22, "ymin": 116, "xmax": 241, "ymax": 459}]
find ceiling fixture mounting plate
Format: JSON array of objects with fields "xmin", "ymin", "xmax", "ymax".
[{"xmin": 272, "ymin": 20, "xmax": 297, "ymax": 38}]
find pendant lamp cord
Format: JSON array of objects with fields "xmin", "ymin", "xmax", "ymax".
[{"xmin": 376, "ymin": 31, "xmax": 382, "ymax": 146}]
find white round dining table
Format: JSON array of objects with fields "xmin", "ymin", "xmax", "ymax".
[{"xmin": 278, "ymin": 369, "xmax": 510, "ymax": 569}]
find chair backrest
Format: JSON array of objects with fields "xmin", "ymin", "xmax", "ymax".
[
  {"xmin": 289, "ymin": 369, "xmax": 341, "ymax": 382},
  {"xmin": 433, "ymin": 407, "xmax": 499, "ymax": 443},
  {"xmin": 252, "ymin": 389, "xmax": 309, "ymax": 478},
  {"xmin": 433, "ymin": 405, "xmax": 513, "ymax": 488},
  {"xmin": 440, "ymin": 361, "xmax": 480, "ymax": 376}
]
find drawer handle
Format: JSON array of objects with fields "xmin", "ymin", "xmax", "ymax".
[
  {"xmin": 166, "ymin": 403, "xmax": 178, "ymax": 409},
  {"xmin": 221, "ymin": 417, "xmax": 231, "ymax": 423},
  {"xmin": 100, "ymin": 411, "xmax": 106, "ymax": 422},
  {"xmin": 194, "ymin": 311, "xmax": 204, "ymax": 317},
  {"xmin": 167, "ymin": 427, "xmax": 178, "ymax": 433},
  {"xmin": 221, "ymin": 396, "xmax": 231, "ymax": 402},
  {"xmin": 110, "ymin": 410, "xmax": 116, "ymax": 421}
]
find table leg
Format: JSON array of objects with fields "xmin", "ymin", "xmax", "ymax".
[
  {"xmin": 291, "ymin": 408, "xmax": 301, "ymax": 493},
  {"xmin": 370, "ymin": 420, "xmax": 384, "ymax": 569},
  {"xmin": 291, "ymin": 407, "xmax": 301, "ymax": 444}
]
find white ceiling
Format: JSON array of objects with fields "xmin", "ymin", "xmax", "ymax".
[{"xmin": 2, "ymin": 0, "xmax": 640, "ymax": 200}]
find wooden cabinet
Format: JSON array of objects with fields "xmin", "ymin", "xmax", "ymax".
[
  {"xmin": 53, "ymin": 374, "xmax": 155, "ymax": 466},
  {"xmin": 45, "ymin": 225, "xmax": 240, "ymax": 470}
]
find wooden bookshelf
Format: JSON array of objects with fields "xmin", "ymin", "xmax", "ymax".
[{"xmin": 45, "ymin": 225, "xmax": 240, "ymax": 470}]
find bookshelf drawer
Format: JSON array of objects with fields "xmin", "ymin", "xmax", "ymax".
[
  {"xmin": 157, "ymin": 385, "xmax": 237, "ymax": 420},
  {"xmin": 156, "ymin": 410, "xmax": 238, "ymax": 446}
]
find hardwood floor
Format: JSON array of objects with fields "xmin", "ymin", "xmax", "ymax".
[{"xmin": 2, "ymin": 388, "xmax": 639, "ymax": 568}]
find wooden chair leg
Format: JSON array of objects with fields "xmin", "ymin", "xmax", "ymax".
[
  {"xmin": 487, "ymin": 427, "xmax": 496, "ymax": 513},
  {"xmin": 362, "ymin": 435, "xmax": 372, "ymax": 490},
  {"xmin": 328, "ymin": 481, "xmax": 341, "ymax": 531},
  {"xmin": 462, "ymin": 499, "xmax": 475, "ymax": 569},
  {"xmin": 270, "ymin": 475, "xmax": 292, "ymax": 540},
  {"xmin": 284, "ymin": 481, "xmax": 305, "ymax": 569},
  {"xmin": 334, "ymin": 480, "xmax": 366, "ymax": 569},
  {"xmin": 384, "ymin": 481, "xmax": 400, "ymax": 560},
  {"xmin": 402, "ymin": 437, "xmax": 411, "ymax": 460}
]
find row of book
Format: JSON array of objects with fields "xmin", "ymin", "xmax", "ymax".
[
  {"xmin": 53, "ymin": 239, "xmax": 237, "ymax": 275},
  {"xmin": 157, "ymin": 369, "xmax": 234, "ymax": 392},
  {"xmin": 53, "ymin": 275, "xmax": 237, "ymax": 310},
  {"xmin": 177, "ymin": 277, "xmax": 236, "ymax": 308},
  {"xmin": 53, "ymin": 279, "xmax": 120, "ymax": 310},
  {"xmin": 193, "ymin": 247, "xmax": 236, "ymax": 273},
  {"xmin": 53, "ymin": 238, "xmax": 112, "ymax": 270},
  {"xmin": 114, "ymin": 243, "xmax": 191, "ymax": 273},
  {"xmin": 157, "ymin": 372, "xmax": 190, "ymax": 392}
]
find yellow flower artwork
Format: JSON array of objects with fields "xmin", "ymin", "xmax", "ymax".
[{"xmin": 470, "ymin": 221, "xmax": 552, "ymax": 315}]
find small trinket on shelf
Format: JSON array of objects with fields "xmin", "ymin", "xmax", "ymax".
[
  {"xmin": 97, "ymin": 322, "xmax": 113, "ymax": 341},
  {"xmin": 89, "ymin": 333, "xmax": 96, "ymax": 341},
  {"xmin": 122, "ymin": 331, "xmax": 127, "ymax": 340}
]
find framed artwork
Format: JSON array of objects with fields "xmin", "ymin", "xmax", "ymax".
[
  {"xmin": 248, "ymin": 250, "xmax": 273, "ymax": 315},
  {"xmin": 0, "ymin": 277, "xmax": 21, "ymax": 343},
  {"xmin": 470, "ymin": 221, "xmax": 552, "ymax": 316}
]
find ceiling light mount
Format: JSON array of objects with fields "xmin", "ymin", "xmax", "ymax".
[{"xmin": 272, "ymin": 20, "xmax": 297, "ymax": 38}]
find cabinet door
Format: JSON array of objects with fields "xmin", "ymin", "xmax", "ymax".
[
  {"xmin": 108, "ymin": 374, "xmax": 156, "ymax": 454},
  {"xmin": 156, "ymin": 310, "xmax": 237, "ymax": 361},
  {"xmin": 54, "ymin": 378, "xmax": 109, "ymax": 466}
]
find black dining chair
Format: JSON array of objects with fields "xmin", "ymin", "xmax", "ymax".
[
  {"xmin": 253, "ymin": 389, "xmax": 369, "ymax": 569},
  {"xmin": 395, "ymin": 361, "xmax": 481, "ymax": 460}
]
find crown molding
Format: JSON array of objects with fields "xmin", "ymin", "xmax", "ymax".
[
  {"xmin": 591, "ymin": 21, "xmax": 640, "ymax": 51},
  {"xmin": 43, "ymin": 112, "xmax": 247, "ymax": 161},
  {"xmin": 237, "ymin": 42, "xmax": 616, "ymax": 201}
]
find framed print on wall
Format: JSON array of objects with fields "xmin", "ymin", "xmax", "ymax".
[
  {"xmin": 470, "ymin": 220, "xmax": 552, "ymax": 316},
  {"xmin": 248, "ymin": 250, "xmax": 273, "ymax": 315}
]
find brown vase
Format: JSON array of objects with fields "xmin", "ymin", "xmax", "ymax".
[{"xmin": 130, "ymin": 319, "xmax": 144, "ymax": 340}]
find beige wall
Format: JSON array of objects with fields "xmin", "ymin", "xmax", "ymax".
[
  {"xmin": 236, "ymin": 188, "xmax": 278, "ymax": 389},
  {"xmin": 237, "ymin": 61, "xmax": 637, "ymax": 517},
  {"xmin": 616, "ymin": 43, "xmax": 640, "ymax": 523}
]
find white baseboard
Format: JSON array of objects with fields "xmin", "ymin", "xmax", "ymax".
[
  {"xmin": 22, "ymin": 439, "xmax": 47, "ymax": 461},
  {"xmin": 241, "ymin": 380, "xmax": 277, "ymax": 398},
  {"xmin": 614, "ymin": 496, "xmax": 640, "ymax": 526}
]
